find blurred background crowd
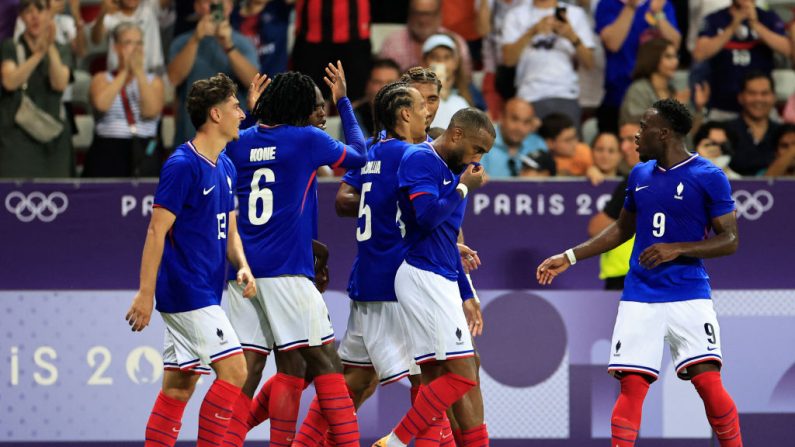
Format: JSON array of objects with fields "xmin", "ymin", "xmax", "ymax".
[{"xmin": 2, "ymin": 0, "xmax": 795, "ymax": 180}]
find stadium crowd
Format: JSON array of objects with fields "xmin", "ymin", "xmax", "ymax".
[{"xmin": 2, "ymin": 0, "xmax": 795, "ymax": 179}]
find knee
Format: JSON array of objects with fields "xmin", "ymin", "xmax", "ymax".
[
  {"xmin": 226, "ymin": 364, "xmax": 248, "ymax": 388},
  {"xmin": 163, "ymin": 385, "xmax": 195, "ymax": 402},
  {"xmin": 276, "ymin": 350, "xmax": 307, "ymax": 377}
]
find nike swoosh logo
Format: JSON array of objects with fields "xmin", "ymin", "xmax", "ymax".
[
  {"xmin": 441, "ymin": 433, "xmax": 452, "ymax": 439},
  {"xmin": 214, "ymin": 413, "xmax": 231, "ymax": 420},
  {"xmin": 707, "ymin": 346, "xmax": 719, "ymax": 351},
  {"xmin": 203, "ymin": 186, "xmax": 216, "ymax": 195},
  {"xmin": 172, "ymin": 428, "xmax": 180, "ymax": 433},
  {"xmin": 635, "ymin": 185, "xmax": 649, "ymax": 192},
  {"xmin": 443, "ymin": 180, "xmax": 452, "ymax": 185}
]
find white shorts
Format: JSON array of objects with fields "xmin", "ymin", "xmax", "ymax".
[
  {"xmin": 161, "ymin": 305, "xmax": 243, "ymax": 375},
  {"xmin": 607, "ymin": 299, "xmax": 723, "ymax": 381},
  {"xmin": 257, "ymin": 276, "xmax": 335, "ymax": 351},
  {"xmin": 227, "ymin": 281, "xmax": 273, "ymax": 356},
  {"xmin": 394, "ymin": 261, "xmax": 474, "ymax": 364},
  {"xmin": 338, "ymin": 300, "xmax": 420, "ymax": 385}
]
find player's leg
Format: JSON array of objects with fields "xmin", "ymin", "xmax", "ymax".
[
  {"xmin": 347, "ymin": 366, "xmax": 380, "ymax": 407},
  {"xmin": 448, "ymin": 346, "xmax": 481, "ymax": 447},
  {"xmin": 668, "ymin": 300, "xmax": 741, "ymax": 447},
  {"xmin": 143, "ymin": 368, "xmax": 199, "ymax": 447}
]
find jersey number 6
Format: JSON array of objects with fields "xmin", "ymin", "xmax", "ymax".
[{"xmin": 250, "ymin": 167, "xmax": 275, "ymax": 225}]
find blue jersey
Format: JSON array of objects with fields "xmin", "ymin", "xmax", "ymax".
[
  {"xmin": 623, "ymin": 155, "xmax": 735, "ymax": 303},
  {"xmin": 343, "ymin": 138, "xmax": 413, "ymax": 302},
  {"xmin": 153, "ymin": 141, "xmax": 237, "ymax": 313},
  {"xmin": 397, "ymin": 142, "xmax": 466, "ymax": 281},
  {"xmin": 225, "ymin": 123, "xmax": 363, "ymax": 278}
]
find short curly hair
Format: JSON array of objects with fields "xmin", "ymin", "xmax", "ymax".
[
  {"xmin": 186, "ymin": 73, "xmax": 238, "ymax": 131},
  {"xmin": 652, "ymin": 98, "xmax": 692, "ymax": 136},
  {"xmin": 252, "ymin": 71, "xmax": 317, "ymax": 127}
]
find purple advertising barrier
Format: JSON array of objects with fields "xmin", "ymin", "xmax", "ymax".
[{"xmin": 0, "ymin": 179, "xmax": 792, "ymax": 290}]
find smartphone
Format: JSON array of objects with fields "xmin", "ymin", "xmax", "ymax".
[
  {"xmin": 555, "ymin": 6, "xmax": 567, "ymax": 22},
  {"xmin": 211, "ymin": 1, "xmax": 224, "ymax": 23}
]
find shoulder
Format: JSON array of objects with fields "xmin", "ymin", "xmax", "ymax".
[
  {"xmin": 218, "ymin": 152, "xmax": 236, "ymax": 172},
  {"xmin": 692, "ymin": 156, "xmax": 726, "ymax": 177},
  {"xmin": 566, "ymin": 4, "xmax": 590, "ymax": 21},
  {"xmin": 759, "ymin": 8, "xmax": 786, "ymax": 29},
  {"xmin": 402, "ymin": 144, "xmax": 437, "ymax": 166},
  {"xmin": 163, "ymin": 147, "xmax": 198, "ymax": 175},
  {"xmin": 233, "ymin": 31, "xmax": 256, "ymax": 49},
  {"xmin": 704, "ymin": 8, "xmax": 729, "ymax": 23}
]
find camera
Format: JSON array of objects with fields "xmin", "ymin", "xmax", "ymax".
[{"xmin": 211, "ymin": 1, "xmax": 224, "ymax": 23}]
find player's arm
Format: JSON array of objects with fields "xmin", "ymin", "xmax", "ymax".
[
  {"xmin": 125, "ymin": 207, "xmax": 176, "ymax": 331},
  {"xmin": 335, "ymin": 182, "xmax": 361, "ymax": 217},
  {"xmin": 324, "ymin": 61, "xmax": 367, "ymax": 168},
  {"xmin": 313, "ymin": 240, "xmax": 330, "ymax": 293},
  {"xmin": 457, "ymin": 255, "xmax": 483, "ymax": 336},
  {"xmin": 638, "ymin": 212, "xmax": 738, "ymax": 269},
  {"xmin": 537, "ymin": 208, "xmax": 636, "ymax": 285},
  {"xmin": 227, "ymin": 211, "xmax": 256, "ymax": 298},
  {"xmin": 457, "ymin": 228, "xmax": 481, "ymax": 273}
]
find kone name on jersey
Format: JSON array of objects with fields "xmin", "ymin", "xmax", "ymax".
[
  {"xmin": 249, "ymin": 146, "xmax": 277, "ymax": 162},
  {"xmin": 361, "ymin": 160, "xmax": 381, "ymax": 175}
]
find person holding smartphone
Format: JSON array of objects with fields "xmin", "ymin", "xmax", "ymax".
[
  {"xmin": 91, "ymin": 0, "xmax": 164, "ymax": 74},
  {"xmin": 500, "ymin": 0, "xmax": 596, "ymax": 130}
]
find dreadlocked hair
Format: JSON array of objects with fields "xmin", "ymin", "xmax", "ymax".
[
  {"xmin": 253, "ymin": 71, "xmax": 316, "ymax": 127},
  {"xmin": 372, "ymin": 81, "xmax": 415, "ymax": 141},
  {"xmin": 400, "ymin": 66, "xmax": 442, "ymax": 93}
]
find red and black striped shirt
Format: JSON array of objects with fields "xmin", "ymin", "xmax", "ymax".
[{"xmin": 295, "ymin": 0, "xmax": 370, "ymax": 44}]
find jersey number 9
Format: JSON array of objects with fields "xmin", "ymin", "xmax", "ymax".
[{"xmin": 652, "ymin": 212, "xmax": 666, "ymax": 237}]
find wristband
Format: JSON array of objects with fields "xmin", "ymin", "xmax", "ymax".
[
  {"xmin": 564, "ymin": 248, "xmax": 577, "ymax": 265},
  {"xmin": 456, "ymin": 183, "xmax": 469, "ymax": 198}
]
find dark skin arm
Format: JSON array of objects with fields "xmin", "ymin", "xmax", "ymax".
[
  {"xmin": 639, "ymin": 211, "xmax": 738, "ymax": 269},
  {"xmin": 313, "ymin": 240, "xmax": 329, "ymax": 293},
  {"xmin": 335, "ymin": 182, "xmax": 361, "ymax": 217}
]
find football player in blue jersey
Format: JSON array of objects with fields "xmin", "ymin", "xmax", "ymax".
[
  {"xmin": 537, "ymin": 98, "xmax": 742, "ymax": 447},
  {"xmin": 124, "ymin": 73, "xmax": 257, "ymax": 447}
]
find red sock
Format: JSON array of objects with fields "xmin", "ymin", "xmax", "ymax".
[
  {"xmin": 198, "ymin": 380, "xmax": 241, "ymax": 447},
  {"xmin": 452, "ymin": 428, "xmax": 463, "ymax": 447},
  {"xmin": 314, "ymin": 373, "xmax": 360, "ymax": 447},
  {"xmin": 610, "ymin": 374, "xmax": 650, "ymax": 447},
  {"xmin": 439, "ymin": 415, "xmax": 455, "ymax": 447},
  {"xmin": 413, "ymin": 386, "xmax": 442, "ymax": 447},
  {"xmin": 144, "ymin": 391, "xmax": 187, "ymax": 447},
  {"xmin": 460, "ymin": 424, "xmax": 488, "ymax": 447},
  {"xmin": 223, "ymin": 393, "xmax": 252, "ymax": 447},
  {"xmin": 393, "ymin": 373, "xmax": 476, "ymax": 445},
  {"xmin": 692, "ymin": 371, "xmax": 742, "ymax": 447},
  {"xmin": 411, "ymin": 384, "xmax": 420, "ymax": 404},
  {"xmin": 248, "ymin": 374, "xmax": 275, "ymax": 428},
  {"xmin": 293, "ymin": 396, "xmax": 330, "ymax": 447},
  {"xmin": 269, "ymin": 373, "xmax": 306, "ymax": 447}
]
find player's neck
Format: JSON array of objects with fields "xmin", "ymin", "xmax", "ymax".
[
  {"xmin": 192, "ymin": 131, "xmax": 227, "ymax": 164},
  {"xmin": 658, "ymin": 144, "xmax": 692, "ymax": 170}
]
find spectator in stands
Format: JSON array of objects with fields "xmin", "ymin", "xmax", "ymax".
[
  {"xmin": 587, "ymin": 121, "xmax": 641, "ymax": 290},
  {"xmin": 230, "ymin": 0, "xmax": 292, "ymax": 77},
  {"xmin": 692, "ymin": 0, "xmax": 789, "ymax": 119},
  {"xmin": 91, "ymin": 0, "xmax": 165, "ymax": 74},
  {"xmin": 422, "ymin": 33, "xmax": 471, "ymax": 128},
  {"xmin": 292, "ymin": 0, "xmax": 370, "ymax": 101},
  {"xmin": 15, "ymin": 0, "xmax": 86, "ymax": 59},
  {"xmin": 500, "ymin": 0, "xmax": 596, "ymax": 128},
  {"xmin": 693, "ymin": 121, "xmax": 741, "ymax": 179},
  {"xmin": 168, "ymin": 0, "xmax": 257, "ymax": 145},
  {"xmin": 764, "ymin": 124, "xmax": 795, "ymax": 177},
  {"xmin": 620, "ymin": 38, "xmax": 709, "ymax": 130},
  {"xmin": 518, "ymin": 149, "xmax": 557, "ymax": 177},
  {"xmin": 380, "ymin": 0, "xmax": 473, "ymax": 78},
  {"xmin": 591, "ymin": 132, "xmax": 622, "ymax": 178},
  {"xmin": 350, "ymin": 58, "xmax": 401, "ymax": 137},
  {"xmin": 1, "ymin": 0, "xmax": 73, "ymax": 178},
  {"xmin": 595, "ymin": 0, "xmax": 680, "ymax": 134},
  {"xmin": 83, "ymin": 23, "xmax": 164, "ymax": 177},
  {"xmin": 481, "ymin": 0, "xmax": 517, "ymax": 119},
  {"xmin": 481, "ymin": 97, "xmax": 546, "ymax": 178},
  {"xmin": 539, "ymin": 113, "xmax": 593, "ymax": 176},
  {"xmin": 441, "ymin": 0, "xmax": 491, "ymax": 67},
  {"xmin": 725, "ymin": 71, "xmax": 780, "ymax": 176}
]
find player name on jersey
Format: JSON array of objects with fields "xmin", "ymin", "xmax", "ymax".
[
  {"xmin": 249, "ymin": 146, "xmax": 277, "ymax": 162},
  {"xmin": 361, "ymin": 160, "xmax": 381, "ymax": 175}
]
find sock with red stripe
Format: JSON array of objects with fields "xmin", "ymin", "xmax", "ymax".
[
  {"xmin": 692, "ymin": 371, "xmax": 742, "ymax": 447},
  {"xmin": 222, "ymin": 393, "xmax": 252, "ymax": 447},
  {"xmin": 393, "ymin": 373, "xmax": 476, "ymax": 445},
  {"xmin": 269, "ymin": 373, "xmax": 306, "ymax": 447},
  {"xmin": 248, "ymin": 374, "xmax": 275, "ymax": 428},
  {"xmin": 293, "ymin": 395, "xmax": 329, "ymax": 447},
  {"xmin": 197, "ymin": 379, "xmax": 241, "ymax": 447},
  {"xmin": 413, "ymin": 385, "xmax": 443, "ymax": 447},
  {"xmin": 439, "ymin": 415, "xmax": 455, "ymax": 447},
  {"xmin": 452, "ymin": 428, "xmax": 463, "ymax": 447},
  {"xmin": 144, "ymin": 391, "xmax": 187, "ymax": 447},
  {"xmin": 314, "ymin": 373, "xmax": 360, "ymax": 447},
  {"xmin": 610, "ymin": 374, "xmax": 650, "ymax": 447},
  {"xmin": 460, "ymin": 424, "xmax": 488, "ymax": 447}
]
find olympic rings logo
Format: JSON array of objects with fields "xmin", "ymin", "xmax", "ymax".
[
  {"xmin": 733, "ymin": 189, "xmax": 773, "ymax": 221},
  {"xmin": 4, "ymin": 191, "xmax": 69, "ymax": 223}
]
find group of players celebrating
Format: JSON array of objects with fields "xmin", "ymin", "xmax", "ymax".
[{"xmin": 125, "ymin": 58, "xmax": 743, "ymax": 447}]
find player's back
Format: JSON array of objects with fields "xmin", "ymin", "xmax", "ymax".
[
  {"xmin": 226, "ymin": 124, "xmax": 353, "ymax": 278},
  {"xmin": 623, "ymin": 155, "xmax": 735, "ymax": 302},
  {"xmin": 397, "ymin": 142, "xmax": 466, "ymax": 281},
  {"xmin": 345, "ymin": 138, "xmax": 413, "ymax": 301}
]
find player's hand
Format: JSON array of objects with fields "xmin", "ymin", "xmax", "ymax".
[
  {"xmin": 323, "ymin": 60, "xmax": 347, "ymax": 104},
  {"xmin": 247, "ymin": 73, "xmax": 271, "ymax": 112},
  {"xmin": 463, "ymin": 298, "xmax": 483, "ymax": 337},
  {"xmin": 649, "ymin": 0, "xmax": 666, "ymax": 14},
  {"xmin": 536, "ymin": 253, "xmax": 571, "ymax": 285},
  {"xmin": 315, "ymin": 265, "xmax": 330, "ymax": 293},
  {"xmin": 639, "ymin": 243, "xmax": 681, "ymax": 269},
  {"xmin": 125, "ymin": 291, "xmax": 154, "ymax": 332},
  {"xmin": 459, "ymin": 163, "xmax": 487, "ymax": 191},
  {"xmin": 237, "ymin": 267, "xmax": 257, "ymax": 298},
  {"xmin": 458, "ymin": 243, "xmax": 481, "ymax": 273}
]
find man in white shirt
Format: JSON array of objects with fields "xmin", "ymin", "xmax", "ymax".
[
  {"xmin": 91, "ymin": 0, "xmax": 164, "ymax": 73},
  {"xmin": 500, "ymin": 0, "xmax": 596, "ymax": 128}
]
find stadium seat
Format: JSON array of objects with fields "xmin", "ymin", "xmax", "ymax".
[
  {"xmin": 773, "ymin": 69, "xmax": 795, "ymax": 103},
  {"xmin": 371, "ymin": 24, "xmax": 405, "ymax": 55},
  {"xmin": 72, "ymin": 115, "xmax": 95, "ymax": 150}
]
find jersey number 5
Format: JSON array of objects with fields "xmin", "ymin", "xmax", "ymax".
[
  {"xmin": 249, "ymin": 167, "xmax": 275, "ymax": 225},
  {"xmin": 356, "ymin": 182, "xmax": 373, "ymax": 241}
]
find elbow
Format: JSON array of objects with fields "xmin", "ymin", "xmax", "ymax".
[{"xmin": 334, "ymin": 198, "xmax": 357, "ymax": 217}]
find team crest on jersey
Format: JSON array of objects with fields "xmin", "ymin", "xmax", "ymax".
[{"xmin": 675, "ymin": 182, "xmax": 684, "ymax": 200}]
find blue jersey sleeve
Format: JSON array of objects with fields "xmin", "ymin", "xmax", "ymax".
[
  {"xmin": 456, "ymin": 258, "xmax": 474, "ymax": 301},
  {"xmin": 342, "ymin": 168, "xmax": 363, "ymax": 190},
  {"xmin": 623, "ymin": 167, "xmax": 638, "ymax": 213},
  {"xmin": 337, "ymin": 97, "xmax": 367, "ymax": 157},
  {"xmin": 703, "ymin": 168, "xmax": 735, "ymax": 218},
  {"xmin": 307, "ymin": 126, "xmax": 366, "ymax": 170},
  {"xmin": 398, "ymin": 150, "xmax": 441, "ymax": 197},
  {"xmin": 153, "ymin": 154, "xmax": 195, "ymax": 216}
]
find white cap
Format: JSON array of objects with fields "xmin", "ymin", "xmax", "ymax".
[{"xmin": 422, "ymin": 34, "xmax": 457, "ymax": 55}]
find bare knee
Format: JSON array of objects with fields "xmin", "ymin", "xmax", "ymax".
[
  {"xmin": 344, "ymin": 367, "xmax": 378, "ymax": 407},
  {"xmin": 213, "ymin": 354, "xmax": 248, "ymax": 388},
  {"xmin": 276, "ymin": 349, "xmax": 308, "ymax": 377},
  {"xmin": 242, "ymin": 352, "xmax": 268, "ymax": 396}
]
